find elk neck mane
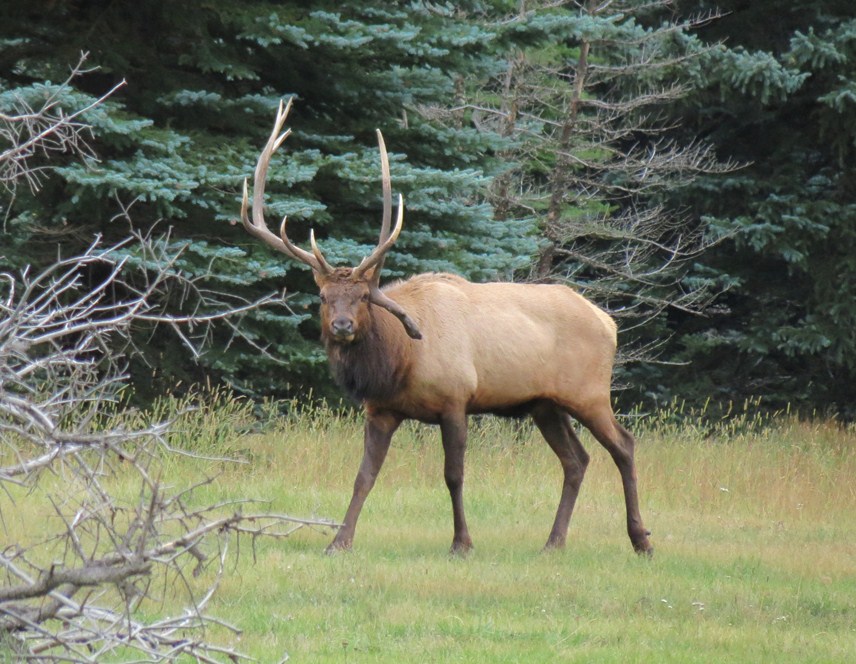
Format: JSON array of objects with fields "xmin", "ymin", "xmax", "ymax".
[{"xmin": 323, "ymin": 303, "xmax": 412, "ymax": 403}]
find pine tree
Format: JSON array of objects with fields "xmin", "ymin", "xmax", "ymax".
[
  {"xmin": 660, "ymin": 0, "xmax": 856, "ymax": 416},
  {"xmin": 0, "ymin": 1, "xmax": 535, "ymax": 400}
]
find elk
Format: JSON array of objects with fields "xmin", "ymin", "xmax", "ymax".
[{"xmin": 240, "ymin": 100, "xmax": 653, "ymax": 556}]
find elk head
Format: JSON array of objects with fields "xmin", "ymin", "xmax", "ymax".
[{"xmin": 240, "ymin": 99, "xmax": 422, "ymax": 343}]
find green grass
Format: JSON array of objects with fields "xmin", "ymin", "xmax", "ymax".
[{"xmin": 5, "ymin": 400, "xmax": 856, "ymax": 662}]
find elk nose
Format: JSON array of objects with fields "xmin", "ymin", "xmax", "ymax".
[{"xmin": 331, "ymin": 317, "xmax": 354, "ymax": 338}]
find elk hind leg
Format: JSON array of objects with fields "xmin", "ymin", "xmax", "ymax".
[
  {"xmin": 580, "ymin": 407, "xmax": 653, "ymax": 556},
  {"xmin": 440, "ymin": 411, "xmax": 473, "ymax": 554},
  {"xmin": 532, "ymin": 401, "xmax": 590, "ymax": 550}
]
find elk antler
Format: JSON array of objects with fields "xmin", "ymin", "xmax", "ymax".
[
  {"xmin": 242, "ymin": 104, "xmax": 421, "ymax": 339},
  {"xmin": 352, "ymin": 131, "xmax": 421, "ymax": 339},
  {"xmin": 355, "ymin": 129, "xmax": 409, "ymax": 284},
  {"xmin": 369, "ymin": 286, "xmax": 422, "ymax": 339},
  {"xmin": 352, "ymin": 192, "xmax": 404, "ymax": 280},
  {"xmin": 240, "ymin": 98, "xmax": 333, "ymax": 275},
  {"xmin": 370, "ymin": 129, "xmax": 394, "ymax": 287}
]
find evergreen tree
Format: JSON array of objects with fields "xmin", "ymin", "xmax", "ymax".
[
  {"xmin": 658, "ymin": 0, "xmax": 856, "ymax": 417},
  {"xmin": 0, "ymin": 0, "xmax": 535, "ymax": 401},
  {"xmin": 7, "ymin": 0, "xmax": 851, "ymax": 416}
]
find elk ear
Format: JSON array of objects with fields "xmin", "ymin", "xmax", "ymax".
[{"xmin": 369, "ymin": 288, "xmax": 422, "ymax": 340}]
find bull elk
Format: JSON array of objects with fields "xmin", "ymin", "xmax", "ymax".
[{"xmin": 240, "ymin": 100, "xmax": 653, "ymax": 556}]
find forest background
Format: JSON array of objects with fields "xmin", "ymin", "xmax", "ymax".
[{"xmin": 2, "ymin": 0, "xmax": 855, "ymax": 419}]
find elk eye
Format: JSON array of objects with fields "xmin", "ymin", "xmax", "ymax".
[
  {"xmin": 319, "ymin": 294, "xmax": 327, "ymax": 304},
  {"xmin": 360, "ymin": 293, "xmax": 370, "ymax": 302}
]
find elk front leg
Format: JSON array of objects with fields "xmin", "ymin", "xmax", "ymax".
[
  {"xmin": 327, "ymin": 409, "xmax": 401, "ymax": 553},
  {"xmin": 440, "ymin": 411, "xmax": 473, "ymax": 554}
]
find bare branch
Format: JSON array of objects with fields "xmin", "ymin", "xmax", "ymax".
[
  {"xmin": 0, "ymin": 53, "xmax": 125, "ymax": 217},
  {"xmin": 0, "ymin": 62, "xmax": 330, "ymax": 661}
]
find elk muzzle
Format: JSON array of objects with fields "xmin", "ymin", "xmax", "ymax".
[{"xmin": 330, "ymin": 316, "xmax": 356, "ymax": 343}]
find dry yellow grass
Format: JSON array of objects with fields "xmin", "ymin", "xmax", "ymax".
[{"xmin": 3, "ymin": 399, "xmax": 855, "ymax": 662}]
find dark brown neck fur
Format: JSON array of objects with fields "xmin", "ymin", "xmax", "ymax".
[{"xmin": 324, "ymin": 307, "xmax": 412, "ymax": 404}]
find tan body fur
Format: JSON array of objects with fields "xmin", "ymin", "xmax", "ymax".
[{"xmin": 375, "ymin": 274, "xmax": 617, "ymax": 423}]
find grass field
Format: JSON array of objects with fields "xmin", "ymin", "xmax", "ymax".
[{"xmin": 5, "ymin": 399, "xmax": 856, "ymax": 662}]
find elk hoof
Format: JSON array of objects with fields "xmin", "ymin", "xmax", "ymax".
[
  {"xmin": 630, "ymin": 527, "xmax": 653, "ymax": 557},
  {"xmin": 325, "ymin": 539, "xmax": 352, "ymax": 555},
  {"xmin": 449, "ymin": 539, "xmax": 473, "ymax": 557},
  {"xmin": 542, "ymin": 537, "xmax": 567, "ymax": 551}
]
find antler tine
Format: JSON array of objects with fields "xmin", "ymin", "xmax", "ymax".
[
  {"xmin": 310, "ymin": 229, "xmax": 336, "ymax": 273},
  {"xmin": 369, "ymin": 129, "xmax": 393, "ymax": 287},
  {"xmin": 353, "ymin": 193, "xmax": 404, "ymax": 279},
  {"xmin": 377, "ymin": 130, "xmax": 393, "ymax": 242},
  {"xmin": 241, "ymin": 98, "xmax": 333, "ymax": 274},
  {"xmin": 278, "ymin": 217, "xmax": 333, "ymax": 274}
]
